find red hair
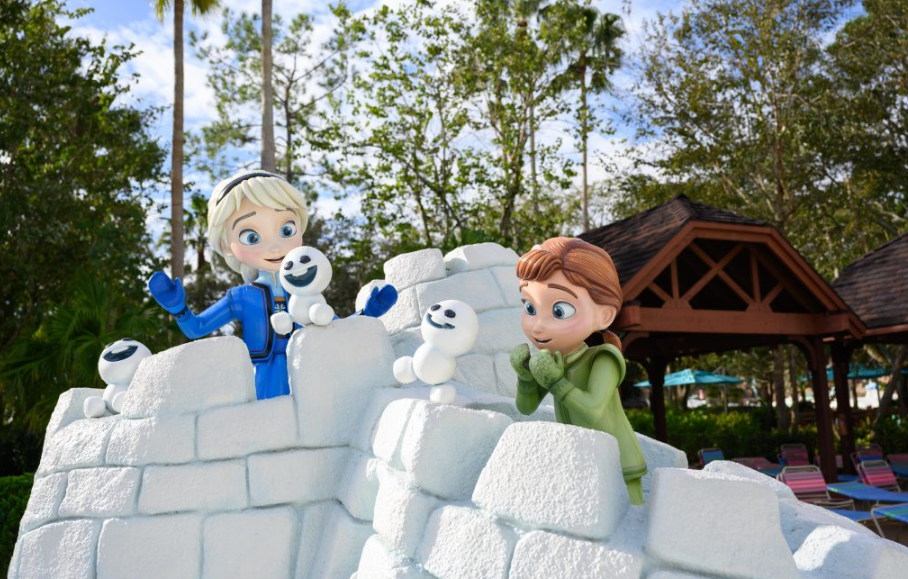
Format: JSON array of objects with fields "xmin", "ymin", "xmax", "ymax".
[{"xmin": 516, "ymin": 237, "xmax": 623, "ymax": 350}]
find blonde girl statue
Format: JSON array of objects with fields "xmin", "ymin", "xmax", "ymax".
[
  {"xmin": 511, "ymin": 237, "xmax": 647, "ymax": 504},
  {"xmin": 147, "ymin": 170, "xmax": 398, "ymax": 400}
]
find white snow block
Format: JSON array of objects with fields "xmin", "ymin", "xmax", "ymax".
[
  {"xmin": 203, "ymin": 507, "xmax": 296, "ymax": 579},
  {"xmin": 636, "ymin": 433, "xmax": 687, "ymax": 500},
  {"xmin": 453, "ymin": 354, "xmax": 496, "ymax": 391},
  {"xmin": 19, "ymin": 472, "xmax": 67, "ymax": 533},
  {"xmin": 472, "ymin": 309, "xmax": 525, "ymax": 354},
  {"xmin": 489, "ymin": 265, "xmax": 521, "ymax": 307},
  {"xmin": 473, "ymin": 421, "xmax": 629, "ymax": 540},
  {"xmin": 380, "ymin": 286, "xmax": 422, "ymax": 335},
  {"xmin": 778, "ymin": 498, "xmax": 876, "ymax": 552},
  {"xmin": 302, "ymin": 505, "xmax": 374, "ymax": 579},
  {"xmin": 416, "ymin": 506, "xmax": 517, "ymax": 579},
  {"xmin": 121, "ymin": 336, "xmax": 255, "ymax": 418},
  {"xmin": 703, "ymin": 460, "xmax": 796, "ymax": 500},
  {"xmin": 294, "ymin": 503, "xmax": 333, "ymax": 578},
  {"xmin": 97, "ymin": 514, "xmax": 202, "ymax": 579},
  {"xmin": 18, "ymin": 520, "xmax": 100, "ymax": 579},
  {"xmin": 289, "ymin": 317, "xmax": 396, "ymax": 446},
  {"xmin": 373, "ymin": 463, "xmax": 440, "ymax": 558},
  {"xmin": 341, "ymin": 453, "xmax": 381, "ymax": 521},
  {"xmin": 9, "ymin": 537, "xmax": 22, "ymax": 579},
  {"xmin": 43, "ymin": 388, "xmax": 104, "ymax": 444},
  {"xmin": 416, "ymin": 270, "xmax": 504, "ymax": 314},
  {"xmin": 400, "ymin": 402, "xmax": 512, "ymax": 499},
  {"xmin": 443, "ymin": 243, "xmax": 519, "ymax": 275},
  {"xmin": 794, "ymin": 524, "xmax": 908, "ymax": 579},
  {"xmin": 106, "ymin": 414, "xmax": 195, "ymax": 466},
  {"xmin": 58, "ymin": 467, "xmax": 140, "ymax": 517},
  {"xmin": 37, "ymin": 416, "xmax": 120, "ymax": 475},
  {"xmin": 508, "ymin": 530, "xmax": 644, "ymax": 579},
  {"xmin": 248, "ymin": 447, "xmax": 348, "ymax": 506},
  {"xmin": 139, "ymin": 460, "xmax": 247, "ymax": 514},
  {"xmin": 391, "ymin": 327, "xmax": 423, "ymax": 358},
  {"xmin": 197, "ymin": 395, "xmax": 297, "ymax": 460},
  {"xmin": 647, "ymin": 573, "xmax": 711, "ymax": 579},
  {"xmin": 384, "ymin": 248, "xmax": 447, "ymax": 290},
  {"xmin": 353, "ymin": 387, "xmax": 430, "ymax": 453},
  {"xmin": 493, "ymin": 352, "xmax": 518, "ymax": 397},
  {"xmin": 645, "ymin": 468, "xmax": 799, "ymax": 579},
  {"xmin": 372, "ymin": 398, "xmax": 424, "ymax": 469},
  {"xmin": 356, "ymin": 535, "xmax": 433, "ymax": 579}
]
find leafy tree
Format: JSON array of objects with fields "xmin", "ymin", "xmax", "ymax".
[
  {"xmin": 544, "ymin": 1, "xmax": 624, "ymax": 231},
  {"xmin": 261, "ymin": 0, "xmax": 275, "ymax": 171},
  {"xmin": 0, "ymin": 0, "xmax": 166, "ymax": 356},
  {"xmin": 153, "ymin": 0, "xmax": 220, "ymax": 281}
]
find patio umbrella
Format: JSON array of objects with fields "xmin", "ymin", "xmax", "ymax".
[{"xmin": 635, "ymin": 369, "xmax": 745, "ymax": 412}]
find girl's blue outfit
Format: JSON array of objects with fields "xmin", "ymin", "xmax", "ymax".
[{"xmin": 148, "ymin": 270, "xmax": 397, "ymax": 400}]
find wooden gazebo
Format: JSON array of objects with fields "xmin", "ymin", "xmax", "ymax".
[
  {"xmin": 831, "ymin": 233, "xmax": 908, "ymax": 463},
  {"xmin": 581, "ymin": 195, "xmax": 865, "ymax": 481}
]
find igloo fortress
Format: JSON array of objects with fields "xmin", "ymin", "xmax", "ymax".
[{"xmin": 10, "ymin": 243, "xmax": 908, "ymax": 579}]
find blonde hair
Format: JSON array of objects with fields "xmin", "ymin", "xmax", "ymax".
[
  {"xmin": 207, "ymin": 170, "xmax": 309, "ymax": 282},
  {"xmin": 516, "ymin": 237, "xmax": 624, "ymax": 350}
]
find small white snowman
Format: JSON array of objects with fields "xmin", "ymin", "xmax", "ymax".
[
  {"xmin": 271, "ymin": 246, "xmax": 335, "ymax": 335},
  {"xmin": 83, "ymin": 338, "xmax": 152, "ymax": 418},
  {"xmin": 393, "ymin": 299, "xmax": 479, "ymax": 404}
]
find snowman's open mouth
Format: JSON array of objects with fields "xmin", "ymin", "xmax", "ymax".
[
  {"xmin": 425, "ymin": 313, "xmax": 455, "ymax": 330},
  {"xmin": 534, "ymin": 338, "xmax": 551, "ymax": 345},
  {"xmin": 103, "ymin": 345, "xmax": 138, "ymax": 362},
  {"xmin": 285, "ymin": 266, "xmax": 318, "ymax": 288}
]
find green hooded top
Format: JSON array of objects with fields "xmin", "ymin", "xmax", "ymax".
[{"xmin": 515, "ymin": 343, "xmax": 647, "ymax": 482}]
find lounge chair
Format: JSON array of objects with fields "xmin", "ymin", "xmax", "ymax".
[
  {"xmin": 697, "ymin": 448, "xmax": 725, "ymax": 468},
  {"xmin": 858, "ymin": 459, "xmax": 902, "ymax": 492},
  {"xmin": 886, "ymin": 453, "xmax": 908, "ymax": 479},
  {"xmin": 776, "ymin": 466, "xmax": 874, "ymax": 525},
  {"xmin": 827, "ymin": 481, "xmax": 908, "ymax": 504},
  {"xmin": 779, "ymin": 444, "xmax": 811, "ymax": 467},
  {"xmin": 870, "ymin": 503, "xmax": 908, "ymax": 539},
  {"xmin": 733, "ymin": 456, "xmax": 782, "ymax": 477}
]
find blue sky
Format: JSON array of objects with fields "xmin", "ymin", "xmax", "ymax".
[{"xmin": 61, "ymin": 0, "xmax": 864, "ymax": 236}]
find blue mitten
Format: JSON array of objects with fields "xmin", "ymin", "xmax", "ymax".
[
  {"xmin": 148, "ymin": 271, "xmax": 186, "ymax": 315},
  {"xmin": 363, "ymin": 284, "xmax": 398, "ymax": 318}
]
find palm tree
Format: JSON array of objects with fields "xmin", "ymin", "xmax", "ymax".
[
  {"xmin": 154, "ymin": 0, "xmax": 220, "ymax": 281},
  {"xmin": 261, "ymin": 0, "xmax": 276, "ymax": 172},
  {"xmin": 550, "ymin": 5, "xmax": 623, "ymax": 231}
]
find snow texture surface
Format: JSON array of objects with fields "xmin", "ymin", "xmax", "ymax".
[{"xmin": 13, "ymin": 243, "xmax": 905, "ymax": 579}]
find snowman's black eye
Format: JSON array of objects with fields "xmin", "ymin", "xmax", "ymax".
[
  {"xmin": 300, "ymin": 255, "xmax": 311, "ymax": 264},
  {"xmin": 444, "ymin": 309, "xmax": 456, "ymax": 318},
  {"xmin": 430, "ymin": 304, "xmax": 441, "ymax": 311},
  {"xmin": 284, "ymin": 261, "xmax": 293, "ymax": 270}
]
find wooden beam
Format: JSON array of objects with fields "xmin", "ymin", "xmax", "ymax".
[
  {"xmin": 614, "ymin": 304, "xmax": 642, "ymax": 329},
  {"xmin": 750, "ymin": 249, "xmax": 761, "ymax": 303},
  {"xmin": 671, "ymin": 259, "xmax": 680, "ymax": 300},
  {"xmin": 751, "ymin": 248, "xmax": 818, "ymax": 312},
  {"xmin": 793, "ymin": 337, "xmax": 837, "ymax": 482},
  {"xmin": 645, "ymin": 357, "xmax": 671, "ymax": 443},
  {"xmin": 632, "ymin": 308, "xmax": 829, "ymax": 335},
  {"xmin": 831, "ymin": 342, "xmax": 857, "ymax": 475},
  {"xmin": 682, "ymin": 243, "xmax": 743, "ymax": 302},
  {"xmin": 687, "ymin": 243, "xmax": 753, "ymax": 306},
  {"xmin": 647, "ymin": 282, "xmax": 673, "ymax": 304}
]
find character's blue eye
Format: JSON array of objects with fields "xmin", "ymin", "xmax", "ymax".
[
  {"xmin": 552, "ymin": 301, "xmax": 576, "ymax": 319},
  {"xmin": 239, "ymin": 229, "xmax": 261, "ymax": 245},
  {"xmin": 523, "ymin": 301, "xmax": 537, "ymax": 316},
  {"xmin": 280, "ymin": 221, "xmax": 297, "ymax": 238}
]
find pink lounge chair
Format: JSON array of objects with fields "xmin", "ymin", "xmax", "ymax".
[
  {"xmin": 779, "ymin": 443, "xmax": 811, "ymax": 467},
  {"xmin": 858, "ymin": 459, "xmax": 902, "ymax": 492},
  {"xmin": 777, "ymin": 465, "xmax": 855, "ymax": 510}
]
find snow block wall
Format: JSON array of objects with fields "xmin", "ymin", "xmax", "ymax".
[{"xmin": 11, "ymin": 243, "xmax": 908, "ymax": 579}]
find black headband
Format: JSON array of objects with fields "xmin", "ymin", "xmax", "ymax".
[{"xmin": 215, "ymin": 171, "xmax": 287, "ymax": 204}]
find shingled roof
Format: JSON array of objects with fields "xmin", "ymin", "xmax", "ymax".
[
  {"xmin": 832, "ymin": 233, "xmax": 908, "ymax": 330},
  {"xmin": 579, "ymin": 194, "xmax": 766, "ymax": 286}
]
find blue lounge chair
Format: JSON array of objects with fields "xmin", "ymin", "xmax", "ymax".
[
  {"xmin": 870, "ymin": 503, "xmax": 908, "ymax": 539},
  {"xmin": 827, "ymin": 481, "xmax": 908, "ymax": 504}
]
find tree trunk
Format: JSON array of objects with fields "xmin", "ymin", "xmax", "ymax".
[
  {"xmin": 261, "ymin": 0, "xmax": 276, "ymax": 172},
  {"xmin": 580, "ymin": 56, "xmax": 589, "ymax": 232},
  {"xmin": 876, "ymin": 344, "xmax": 908, "ymax": 426},
  {"xmin": 774, "ymin": 344, "xmax": 790, "ymax": 430},
  {"xmin": 529, "ymin": 98, "xmax": 538, "ymax": 212},
  {"xmin": 788, "ymin": 345, "xmax": 800, "ymax": 432},
  {"xmin": 171, "ymin": 0, "xmax": 185, "ymax": 280}
]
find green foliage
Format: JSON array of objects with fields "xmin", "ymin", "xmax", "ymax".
[
  {"xmin": 0, "ymin": 472, "xmax": 33, "ymax": 577},
  {"xmin": 862, "ymin": 416, "xmax": 908, "ymax": 455},
  {"xmin": 628, "ymin": 408, "xmax": 818, "ymax": 464},
  {"xmin": 0, "ymin": 0, "xmax": 166, "ymax": 352}
]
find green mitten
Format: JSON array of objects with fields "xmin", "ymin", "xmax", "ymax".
[
  {"xmin": 510, "ymin": 343, "xmax": 535, "ymax": 383},
  {"xmin": 529, "ymin": 349, "xmax": 565, "ymax": 390}
]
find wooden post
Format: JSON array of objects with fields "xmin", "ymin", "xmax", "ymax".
[
  {"xmin": 831, "ymin": 343, "xmax": 857, "ymax": 475},
  {"xmin": 646, "ymin": 357, "xmax": 670, "ymax": 443},
  {"xmin": 799, "ymin": 338, "xmax": 837, "ymax": 482}
]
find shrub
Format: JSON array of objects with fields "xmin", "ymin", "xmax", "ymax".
[{"xmin": 0, "ymin": 473, "xmax": 33, "ymax": 577}]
